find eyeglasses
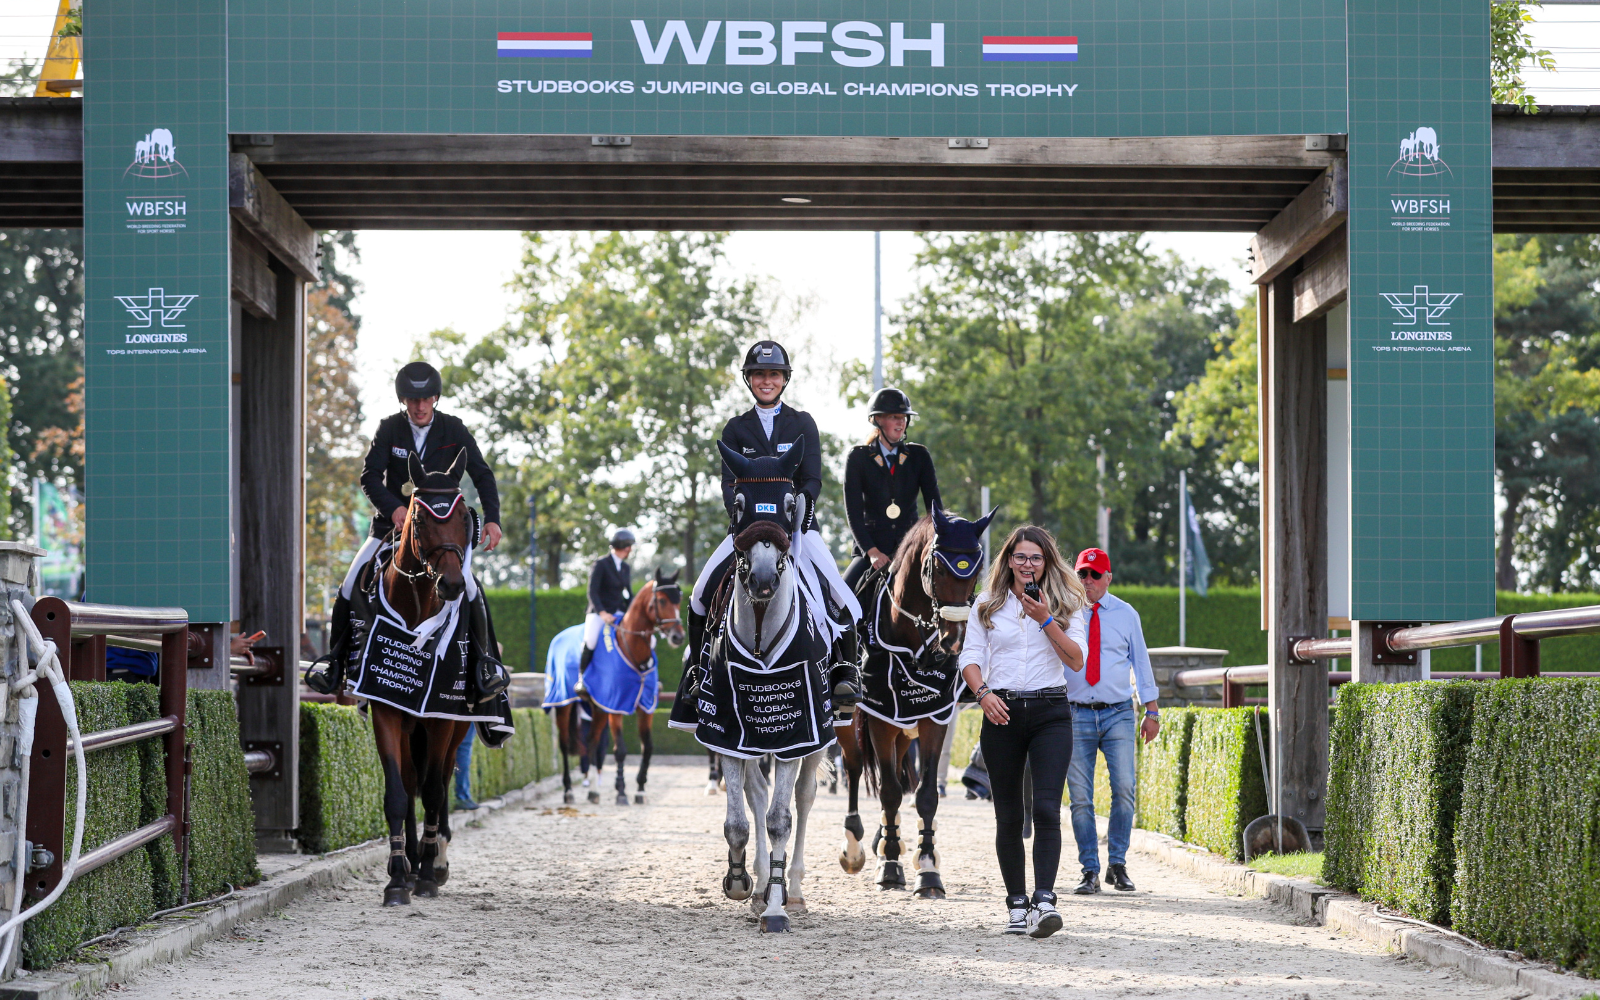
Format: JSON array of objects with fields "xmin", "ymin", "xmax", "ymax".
[
  {"xmin": 1010, "ymin": 553, "xmax": 1045, "ymax": 566},
  {"xmin": 1078, "ymin": 568, "xmax": 1104, "ymax": 580}
]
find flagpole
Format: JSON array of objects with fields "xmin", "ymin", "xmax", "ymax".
[
  {"xmin": 1178, "ymin": 470, "xmax": 1187, "ymax": 648},
  {"xmin": 873, "ymin": 232, "xmax": 883, "ymax": 391}
]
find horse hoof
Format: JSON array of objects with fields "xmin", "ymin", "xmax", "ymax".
[
  {"xmin": 616, "ymin": 792, "xmax": 630, "ymax": 806},
  {"xmin": 704, "ymin": 781, "xmax": 718, "ymax": 796},
  {"xmin": 829, "ymin": 780, "xmax": 838, "ymax": 795},
  {"xmin": 876, "ymin": 861, "xmax": 905, "ymax": 890},
  {"xmin": 634, "ymin": 793, "xmax": 645, "ymax": 804},
  {"xmin": 433, "ymin": 865, "xmax": 450, "ymax": 887},
  {"xmin": 383, "ymin": 887, "xmax": 411, "ymax": 907},
  {"xmin": 759, "ymin": 912, "xmax": 790, "ymax": 933},
  {"xmin": 723, "ymin": 873, "xmax": 753, "ymax": 901},
  {"xmin": 914, "ymin": 885, "xmax": 947, "ymax": 900},
  {"xmin": 785, "ymin": 896, "xmax": 808, "ymax": 914},
  {"xmin": 587, "ymin": 790, "xmax": 600, "ymax": 804},
  {"xmin": 563, "ymin": 791, "xmax": 575, "ymax": 805},
  {"xmin": 414, "ymin": 879, "xmax": 439, "ymax": 898}
]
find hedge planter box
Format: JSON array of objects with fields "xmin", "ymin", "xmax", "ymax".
[
  {"xmin": 1135, "ymin": 707, "xmax": 1198, "ymax": 839},
  {"xmin": 1324, "ymin": 681, "xmax": 1475, "ymax": 925}
]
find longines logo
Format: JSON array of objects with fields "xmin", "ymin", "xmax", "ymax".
[
  {"xmin": 115, "ymin": 288, "xmax": 197, "ymax": 334},
  {"xmin": 1380, "ymin": 286, "xmax": 1460, "ymax": 341}
]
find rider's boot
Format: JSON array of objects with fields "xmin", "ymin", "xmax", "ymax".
[
  {"xmin": 828, "ymin": 626, "xmax": 862, "ymax": 710},
  {"xmin": 684, "ymin": 609, "xmax": 708, "ymax": 696},
  {"xmin": 466, "ymin": 590, "xmax": 510, "ymax": 703},
  {"xmin": 304, "ymin": 593, "xmax": 353, "ymax": 695},
  {"xmin": 574, "ymin": 644, "xmax": 594, "ymax": 695}
]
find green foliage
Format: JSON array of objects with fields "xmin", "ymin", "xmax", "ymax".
[
  {"xmin": 1491, "ymin": 2, "xmax": 1554, "ymax": 111},
  {"xmin": 1248, "ymin": 851, "xmax": 1324, "ymax": 881},
  {"xmin": 297, "ymin": 703, "xmax": 386, "ymax": 853},
  {"xmin": 466, "ymin": 708, "xmax": 552, "ymax": 802},
  {"xmin": 123, "ymin": 684, "xmax": 177, "ymax": 909},
  {"xmin": 1182, "ymin": 708, "xmax": 1268, "ymax": 861},
  {"xmin": 1452, "ymin": 678, "xmax": 1600, "ymax": 973},
  {"xmin": 1135, "ymin": 707, "xmax": 1197, "ymax": 839},
  {"xmin": 1174, "ymin": 300, "xmax": 1259, "ymax": 468},
  {"xmin": 1324, "ymin": 682, "xmax": 1477, "ymax": 923},
  {"xmin": 185, "ymin": 691, "xmax": 259, "ymax": 897},
  {"xmin": 1112, "ymin": 586, "xmax": 1266, "ymax": 666},
  {"xmin": 949, "ymin": 707, "xmax": 981, "ymax": 780}
]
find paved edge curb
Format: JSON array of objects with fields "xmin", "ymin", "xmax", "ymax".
[
  {"xmin": 0, "ymin": 773, "xmax": 568, "ymax": 1000},
  {"xmin": 1124, "ymin": 826, "xmax": 1595, "ymax": 999}
]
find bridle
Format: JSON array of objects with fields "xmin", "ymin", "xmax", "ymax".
[
  {"xmin": 887, "ymin": 539, "xmax": 981, "ymax": 635},
  {"xmin": 733, "ymin": 546, "xmax": 788, "ymax": 605},
  {"xmin": 616, "ymin": 583, "xmax": 684, "ymax": 638},
  {"xmin": 392, "ymin": 487, "xmax": 469, "ymax": 583}
]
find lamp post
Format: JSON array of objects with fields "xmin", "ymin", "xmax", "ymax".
[{"xmin": 528, "ymin": 493, "xmax": 537, "ymax": 672}]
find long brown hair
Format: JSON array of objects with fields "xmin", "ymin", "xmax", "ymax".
[{"xmin": 975, "ymin": 524, "xmax": 1086, "ymax": 630}]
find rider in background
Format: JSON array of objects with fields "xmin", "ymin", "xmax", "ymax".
[
  {"xmin": 842, "ymin": 386, "xmax": 942, "ymax": 591},
  {"xmin": 305, "ymin": 361, "xmax": 504, "ymax": 695},
  {"xmin": 575, "ymin": 529, "xmax": 634, "ymax": 694},
  {"xmin": 687, "ymin": 340, "xmax": 864, "ymax": 706}
]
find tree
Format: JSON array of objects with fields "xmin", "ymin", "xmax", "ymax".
[
  {"xmin": 303, "ymin": 232, "xmax": 365, "ymax": 617},
  {"xmin": 1491, "ymin": 2, "xmax": 1555, "ymax": 111}
]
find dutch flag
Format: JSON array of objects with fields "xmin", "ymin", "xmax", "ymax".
[
  {"xmin": 497, "ymin": 32, "xmax": 593, "ymax": 58},
  {"xmin": 981, "ymin": 36, "xmax": 1078, "ymax": 62}
]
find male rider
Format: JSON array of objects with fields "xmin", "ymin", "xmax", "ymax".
[
  {"xmin": 575, "ymin": 529, "xmax": 635, "ymax": 694},
  {"xmin": 305, "ymin": 361, "xmax": 505, "ymax": 695},
  {"xmin": 686, "ymin": 340, "xmax": 864, "ymax": 706}
]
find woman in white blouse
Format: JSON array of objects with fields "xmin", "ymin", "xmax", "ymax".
[{"xmin": 959, "ymin": 524, "xmax": 1088, "ymax": 938}]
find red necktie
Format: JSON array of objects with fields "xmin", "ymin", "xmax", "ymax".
[{"xmin": 1086, "ymin": 603, "xmax": 1101, "ymax": 687}]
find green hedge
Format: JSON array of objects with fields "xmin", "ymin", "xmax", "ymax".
[
  {"xmin": 297, "ymin": 703, "xmax": 387, "ymax": 853},
  {"xmin": 1182, "ymin": 708, "xmax": 1269, "ymax": 861},
  {"xmin": 486, "ymin": 587, "xmax": 688, "ymax": 690},
  {"xmin": 1135, "ymin": 707, "xmax": 1198, "ymax": 839},
  {"xmin": 1324, "ymin": 682, "xmax": 1476, "ymax": 923},
  {"xmin": 185, "ymin": 691, "xmax": 259, "ymax": 898},
  {"xmin": 1452, "ymin": 678, "xmax": 1600, "ymax": 973}
]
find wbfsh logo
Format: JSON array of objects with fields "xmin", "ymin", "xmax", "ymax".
[
  {"xmin": 1388, "ymin": 126, "xmax": 1450, "ymax": 178},
  {"xmin": 123, "ymin": 128, "xmax": 187, "ymax": 180}
]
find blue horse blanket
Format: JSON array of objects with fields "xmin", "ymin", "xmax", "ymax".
[{"xmin": 543, "ymin": 622, "xmax": 658, "ymax": 716}]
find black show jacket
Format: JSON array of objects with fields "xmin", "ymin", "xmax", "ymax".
[
  {"xmin": 844, "ymin": 441, "xmax": 941, "ymax": 556},
  {"xmin": 719, "ymin": 404, "xmax": 824, "ymax": 517},
  {"xmin": 586, "ymin": 555, "xmax": 633, "ymax": 617},
  {"xmin": 360, "ymin": 410, "xmax": 501, "ymax": 535}
]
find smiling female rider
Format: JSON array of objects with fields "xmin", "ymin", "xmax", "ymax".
[
  {"xmin": 305, "ymin": 361, "xmax": 504, "ymax": 696},
  {"xmin": 958, "ymin": 524, "xmax": 1087, "ymax": 939},
  {"xmin": 842, "ymin": 386, "xmax": 941, "ymax": 592},
  {"xmin": 686, "ymin": 340, "xmax": 865, "ymax": 706}
]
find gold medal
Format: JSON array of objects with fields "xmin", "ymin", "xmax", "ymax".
[{"xmin": 886, "ymin": 501, "xmax": 902, "ymax": 519}]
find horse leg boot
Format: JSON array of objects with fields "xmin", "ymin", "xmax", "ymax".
[
  {"xmin": 913, "ymin": 726, "xmax": 946, "ymax": 899},
  {"xmin": 758, "ymin": 758, "xmax": 799, "ymax": 933},
  {"xmin": 721, "ymin": 756, "xmax": 754, "ymax": 901},
  {"xmin": 304, "ymin": 593, "xmax": 353, "ymax": 695},
  {"xmin": 838, "ymin": 715, "xmax": 868, "ymax": 874},
  {"xmin": 381, "ymin": 760, "xmax": 412, "ymax": 906}
]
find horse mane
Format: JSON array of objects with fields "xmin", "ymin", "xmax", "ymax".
[
  {"xmin": 889, "ymin": 515, "xmax": 936, "ymax": 605},
  {"xmin": 734, "ymin": 521, "xmax": 791, "ymax": 553}
]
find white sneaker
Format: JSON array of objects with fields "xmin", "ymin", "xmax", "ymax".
[
  {"xmin": 1028, "ymin": 901, "xmax": 1063, "ymax": 939},
  {"xmin": 1004, "ymin": 895, "xmax": 1029, "ymax": 935}
]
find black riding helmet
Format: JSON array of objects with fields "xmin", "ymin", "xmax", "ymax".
[
  {"xmin": 741, "ymin": 340, "xmax": 793, "ymax": 400},
  {"xmin": 396, "ymin": 361, "xmax": 443, "ymax": 401},
  {"xmin": 867, "ymin": 386, "xmax": 917, "ymax": 425},
  {"xmin": 610, "ymin": 529, "xmax": 636, "ymax": 550}
]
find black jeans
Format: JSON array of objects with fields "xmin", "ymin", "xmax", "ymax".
[{"xmin": 980, "ymin": 694, "xmax": 1074, "ymax": 898}]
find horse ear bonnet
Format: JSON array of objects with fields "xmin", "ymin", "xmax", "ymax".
[
  {"xmin": 930, "ymin": 502, "xmax": 988, "ymax": 580},
  {"xmin": 722, "ymin": 435, "xmax": 806, "ymax": 536}
]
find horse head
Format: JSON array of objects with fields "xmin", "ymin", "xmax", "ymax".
[
  {"xmin": 400, "ymin": 450, "xmax": 472, "ymax": 603},
  {"xmin": 920, "ymin": 502, "xmax": 998, "ymax": 655},
  {"xmin": 717, "ymin": 436, "xmax": 808, "ymax": 538},
  {"xmin": 651, "ymin": 567, "xmax": 685, "ymax": 647}
]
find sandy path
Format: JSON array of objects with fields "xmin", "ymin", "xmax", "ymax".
[{"xmin": 107, "ymin": 760, "xmax": 1525, "ymax": 1000}]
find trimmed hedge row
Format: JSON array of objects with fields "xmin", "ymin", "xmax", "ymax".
[
  {"xmin": 23, "ymin": 686, "xmax": 257, "ymax": 968},
  {"xmin": 1324, "ymin": 682, "xmax": 1476, "ymax": 923},
  {"xmin": 300, "ymin": 704, "xmax": 561, "ymax": 853},
  {"xmin": 1183, "ymin": 708, "xmax": 1269, "ymax": 861},
  {"xmin": 1451, "ymin": 678, "xmax": 1600, "ymax": 974},
  {"xmin": 1135, "ymin": 706, "xmax": 1198, "ymax": 839}
]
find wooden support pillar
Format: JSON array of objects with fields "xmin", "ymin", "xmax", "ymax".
[
  {"xmin": 237, "ymin": 265, "xmax": 305, "ymax": 851},
  {"xmin": 1262, "ymin": 269, "xmax": 1330, "ymax": 831}
]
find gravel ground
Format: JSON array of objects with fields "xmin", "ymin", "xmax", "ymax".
[{"xmin": 104, "ymin": 760, "xmax": 1529, "ymax": 1000}]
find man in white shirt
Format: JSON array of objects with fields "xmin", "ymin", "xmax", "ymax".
[{"xmin": 1066, "ymin": 548, "xmax": 1160, "ymax": 896}]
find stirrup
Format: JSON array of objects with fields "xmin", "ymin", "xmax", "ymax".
[{"xmin": 303, "ymin": 653, "xmax": 345, "ymax": 695}]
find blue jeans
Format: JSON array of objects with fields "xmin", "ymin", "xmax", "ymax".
[
  {"xmin": 1067, "ymin": 702, "xmax": 1137, "ymax": 872},
  {"xmin": 454, "ymin": 725, "xmax": 475, "ymax": 799}
]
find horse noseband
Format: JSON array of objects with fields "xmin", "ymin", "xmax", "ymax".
[{"xmin": 938, "ymin": 605, "xmax": 972, "ymax": 622}]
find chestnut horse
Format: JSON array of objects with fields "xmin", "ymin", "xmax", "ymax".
[
  {"xmin": 581, "ymin": 569, "xmax": 685, "ymax": 805},
  {"xmin": 370, "ymin": 454, "xmax": 476, "ymax": 907},
  {"xmin": 838, "ymin": 505, "xmax": 993, "ymax": 898}
]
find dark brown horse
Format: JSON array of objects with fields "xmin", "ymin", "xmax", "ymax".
[
  {"xmin": 371, "ymin": 453, "xmax": 475, "ymax": 907},
  {"xmin": 581, "ymin": 569, "xmax": 684, "ymax": 805},
  {"xmin": 838, "ymin": 505, "xmax": 992, "ymax": 898}
]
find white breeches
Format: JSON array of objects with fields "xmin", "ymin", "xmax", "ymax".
[{"xmin": 583, "ymin": 612, "xmax": 604, "ymax": 650}]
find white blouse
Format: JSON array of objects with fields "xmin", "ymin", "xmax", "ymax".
[{"xmin": 958, "ymin": 590, "xmax": 1088, "ymax": 693}]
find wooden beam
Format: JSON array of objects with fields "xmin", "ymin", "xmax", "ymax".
[
  {"xmin": 229, "ymin": 152, "xmax": 319, "ymax": 282},
  {"xmin": 230, "ymin": 226, "xmax": 277, "ymax": 320},
  {"xmin": 1250, "ymin": 160, "xmax": 1347, "ymax": 286},
  {"xmin": 1292, "ymin": 230, "xmax": 1347, "ymax": 321},
  {"xmin": 0, "ymin": 97, "xmax": 82, "ymax": 161}
]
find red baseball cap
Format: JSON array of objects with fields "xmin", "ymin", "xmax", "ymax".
[{"xmin": 1076, "ymin": 548, "xmax": 1111, "ymax": 574}]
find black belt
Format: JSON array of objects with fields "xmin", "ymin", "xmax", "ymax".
[
  {"xmin": 1071, "ymin": 701, "xmax": 1127, "ymax": 711},
  {"xmin": 992, "ymin": 685, "xmax": 1068, "ymax": 700}
]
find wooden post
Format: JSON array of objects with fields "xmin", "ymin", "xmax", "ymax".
[
  {"xmin": 1262, "ymin": 269, "xmax": 1330, "ymax": 831},
  {"xmin": 236, "ymin": 264, "xmax": 306, "ymax": 851}
]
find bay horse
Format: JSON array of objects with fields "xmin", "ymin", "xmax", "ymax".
[
  {"xmin": 370, "ymin": 453, "xmax": 476, "ymax": 907},
  {"xmin": 580, "ymin": 568, "xmax": 684, "ymax": 805},
  {"xmin": 839, "ymin": 504, "xmax": 993, "ymax": 898}
]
